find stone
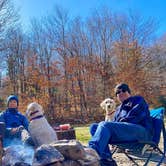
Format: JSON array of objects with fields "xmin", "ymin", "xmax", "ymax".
[
  {"xmin": 51, "ymin": 140, "xmax": 86, "ymax": 160},
  {"xmin": 32, "ymin": 144, "xmax": 64, "ymax": 166},
  {"xmin": 62, "ymin": 160, "xmax": 81, "ymax": 166},
  {"xmin": 78, "ymin": 147, "xmax": 100, "ymax": 166},
  {"xmin": 14, "ymin": 162, "xmax": 31, "ymax": 166},
  {"xmin": 2, "ymin": 139, "xmax": 101, "ymax": 166}
]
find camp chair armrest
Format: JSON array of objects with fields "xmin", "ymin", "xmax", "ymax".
[{"xmin": 111, "ymin": 107, "xmax": 166, "ymax": 166}]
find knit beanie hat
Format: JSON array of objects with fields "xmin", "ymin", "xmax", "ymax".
[
  {"xmin": 7, "ymin": 95, "xmax": 19, "ymax": 106},
  {"xmin": 114, "ymin": 83, "xmax": 131, "ymax": 94}
]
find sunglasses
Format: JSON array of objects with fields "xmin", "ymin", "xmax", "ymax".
[{"xmin": 116, "ymin": 89, "xmax": 126, "ymax": 96}]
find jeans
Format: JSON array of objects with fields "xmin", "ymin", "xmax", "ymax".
[{"xmin": 88, "ymin": 121, "xmax": 152, "ymax": 159}]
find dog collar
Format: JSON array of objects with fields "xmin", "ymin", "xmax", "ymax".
[
  {"xmin": 106, "ymin": 111, "xmax": 115, "ymax": 116},
  {"xmin": 30, "ymin": 115, "xmax": 43, "ymax": 122},
  {"xmin": 30, "ymin": 110, "xmax": 39, "ymax": 116}
]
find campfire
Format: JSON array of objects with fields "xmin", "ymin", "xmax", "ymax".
[
  {"xmin": 2, "ymin": 139, "xmax": 100, "ymax": 166},
  {"xmin": 2, "ymin": 145, "xmax": 34, "ymax": 165}
]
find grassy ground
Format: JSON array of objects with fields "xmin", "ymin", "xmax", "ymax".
[{"xmin": 74, "ymin": 125, "xmax": 91, "ymax": 145}]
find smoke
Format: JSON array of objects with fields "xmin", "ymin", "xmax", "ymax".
[
  {"xmin": 3, "ymin": 144, "xmax": 34, "ymax": 165},
  {"xmin": 2, "ymin": 129, "xmax": 35, "ymax": 165},
  {"xmin": 3, "ymin": 138, "xmax": 23, "ymax": 147},
  {"xmin": 18, "ymin": 145, "xmax": 34, "ymax": 165}
]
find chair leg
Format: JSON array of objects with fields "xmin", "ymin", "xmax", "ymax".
[
  {"xmin": 143, "ymin": 150, "xmax": 153, "ymax": 166},
  {"xmin": 123, "ymin": 151, "xmax": 139, "ymax": 166},
  {"xmin": 156, "ymin": 152, "xmax": 166, "ymax": 166},
  {"xmin": 144, "ymin": 147, "xmax": 165, "ymax": 166}
]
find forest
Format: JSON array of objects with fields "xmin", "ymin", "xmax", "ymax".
[{"xmin": 0, "ymin": 0, "xmax": 165, "ymax": 124}]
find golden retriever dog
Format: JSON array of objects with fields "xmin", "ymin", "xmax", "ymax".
[
  {"xmin": 26, "ymin": 102, "xmax": 58, "ymax": 147},
  {"xmin": 100, "ymin": 98, "xmax": 116, "ymax": 121}
]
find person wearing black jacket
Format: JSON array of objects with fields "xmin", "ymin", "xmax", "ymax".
[{"xmin": 89, "ymin": 83, "xmax": 153, "ymax": 166}]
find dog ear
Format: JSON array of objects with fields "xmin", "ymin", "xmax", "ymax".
[
  {"xmin": 110, "ymin": 99, "xmax": 116, "ymax": 106},
  {"xmin": 41, "ymin": 107, "xmax": 44, "ymax": 114},
  {"xmin": 100, "ymin": 100, "xmax": 105, "ymax": 109},
  {"xmin": 37, "ymin": 103, "xmax": 44, "ymax": 114},
  {"xmin": 25, "ymin": 109, "xmax": 29, "ymax": 118}
]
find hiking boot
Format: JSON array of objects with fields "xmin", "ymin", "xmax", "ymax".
[{"xmin": 100, "ymin": 158, "xmax": 117, "ymax": 166}]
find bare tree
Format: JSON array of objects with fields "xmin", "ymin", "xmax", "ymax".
[
  {"xmin": 3, "ymin": 28, "xmax": 26, "ymax": 94},
  {"xmin": 0, "ymin": 0, "xmax": 19, "ymax": 50},
  {"xmin": 45, "ymin": 6, "xmax": 71, "ymax": 115},
  {"xmin": 147, "ymin": 36, "xmax": 166, "ymax": 98},
  {"xmin": 86, "ymin": 7, "xmax": 116, "ymax": 98},
  {"xmin": 0, "ymin": 0, "xmax": 20, "ymax": 96},
  {"xmin": 113, "ymin": 11, "xmax": 158, "ymax": 101}
]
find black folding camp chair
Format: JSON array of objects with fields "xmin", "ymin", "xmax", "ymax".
[{"xmin": 111, "ymin": 107, "xmax": 166, "ymax": 166}]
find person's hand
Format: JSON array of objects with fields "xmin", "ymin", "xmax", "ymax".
[
  {"xmin": 10, "ymin": 126, "xmax": 24, "ymax": 135},
  {"xmin": 10, "ymin": 128, "xmax": 19, "ymax": 135}
]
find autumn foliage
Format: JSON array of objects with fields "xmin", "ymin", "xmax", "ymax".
[{"xmin": 0, "ymin": 4, "xmax": 165, "ymax": 124}]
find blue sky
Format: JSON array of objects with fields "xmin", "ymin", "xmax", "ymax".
[{"xmin": 13, "ymin": 0, "xmax": 166, "ymax": 36}]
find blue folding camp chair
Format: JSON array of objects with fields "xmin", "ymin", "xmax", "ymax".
[{"xmin": 112, "ymin": 107, "xmax": 166, "ymax": 166}]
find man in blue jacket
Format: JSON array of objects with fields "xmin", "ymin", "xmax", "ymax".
[
  {"xmin": 88, "ymin": 83, "xmax": 153, "ymax": 166},
  {"xmin": 0, "ymin": 95, "xmax": 29, "ymax": 147}
]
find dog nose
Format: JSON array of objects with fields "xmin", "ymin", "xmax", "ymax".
[{"xmin": 108, "ymin": 105, "xmax": 111, "ymax": 108}]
